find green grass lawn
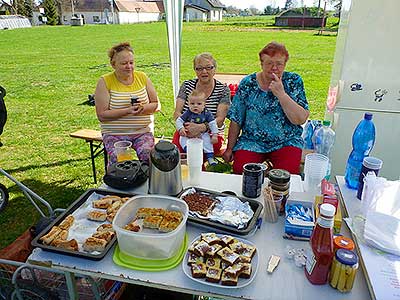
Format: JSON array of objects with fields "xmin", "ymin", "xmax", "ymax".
[{"xmin": 0, "ymin": 19, "xmax": 337, "ymax": 248}]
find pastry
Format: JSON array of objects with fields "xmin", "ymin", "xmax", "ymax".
[
  {"xmin": 52, "ymin": 239, "xmax": 79, "ymax": 251},
  {"xmin": 87, "ymin": 210, "xmax": 107, "ymax": 222},
  {"xmin": 201, "ymin": 233, "xmax": 220, "ymax": 245},
  {"xmin": 57, "ymin": 229, "xmax": 68, "ymax": 241},
  {"xmin": 102, "ymin": 195, "xmax": 122, "ymax": 203},
  {"xmin": 224, "ymin": 263, "xmax": 244, "ymax": 277},
  {"xmin": 221, "ymin": 270, "xmax": 239, "ymax": 286},
  {"xmin": 187, "ymin": 252, "xmax": 203, "ymax": 265},
  {"xmin": 136, "ymin": 207, "xmax": 153, "ymax": 219},
  {"xmin": 217, "ymin": 247, "xmax": 240, "ymax": 265},
  {"xmin": 205, "ymin": 244, "xmax": 222, "ymax": 257},
  {"xmin": 58, "ymin": 215, "xmax": 74, "ymax": 230},
  {"xmin": 124, "ymin": 221, "xmax": 141, "ymax": 232},
  {"xmin": 219, "ymin": 235, "xmax": 234, "ymax": 246},
  {"xmin": 239, "ymin": 263, "xmax": 252, "ymax": 279},
  {"xmin": 191, "ymin": 262, "xmax": 207, "ymax": 278},
  {"xmin": 188, "ymin": 239, "xmax": 200, "ymax": 253},
  {"xmin": 92, "ymin": 198, "xmax": 113, "ymax": 209},
  {"xmin": 83, "ymin": 237, "xmax": 108, "ymax": 252},
  {"xmin": 106, "ymin": 200, "xmax": 122, "ymax": 214},
  {"xmin": 241, "ymin": 244, "xmax": 257, "ymax": 259},
  {"xmin": 238, "ymin": 255, "xmax": 252, "ymax": 263},
  {"xmin": 92, "ymin": 231, "xmax": 115, "ymax": 242},
  {"xmin": 205, "ymin": 267, "xmax": 222, "ymax": 283},
  {"xmin": 39, "ymin": 226, "xmax": 62, "ymax": 245},
  {"xmin": 205, "ymin": 257, "xmax": 221, "ymax": 269},
  {"xmin": 96, "ymin": 224, "xmax": 114, "ymax": 233},
  {"xmin": 106, "ymin": 212, "xmax": 116, "ymax": 223},
  {"xmin": 159, "ymin": 219, "xmax": 180, "ymax": 233},
  {"xmin": 143, "ymin": 215, "xmax": 163, "ymax": 229},
  {"xmin": 150, "ymin": 208, "xmax": 166, "ymax": 217},
  {"xmin": 193, "ymin": 240, "xmax": 211, "ymax": 257},
  {"xmin": 164, "ymin": 210, "xmax": 183, "ymax": 222},
  {"xmin": 229, "ymin": 241, "xmax": 246, "ymax": 253}
]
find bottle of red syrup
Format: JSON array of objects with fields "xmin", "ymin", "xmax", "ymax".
[{"xmin": 305, "ymin": 203, "xmax": 336, "ymax": 284}]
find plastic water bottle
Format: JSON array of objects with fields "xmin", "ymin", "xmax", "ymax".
[
  {"xmin": 344, "ymin": 113, "xmax": 376, "ymax": 189},
  {"xmin": 302, "ymin": 120, "xmax": 314, "ymax": 149},
  {"xmin": 312, "ymin": 120, "xmax": 335, "ymax": 179}
]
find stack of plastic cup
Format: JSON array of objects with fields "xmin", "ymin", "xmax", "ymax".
[
  {"xmin": 187, "ymin": 138, "xmax": 203, "ymax": 186},
  {"xmin": 304, "ymin": 153, "xmax": 329, "ymax": 193}
]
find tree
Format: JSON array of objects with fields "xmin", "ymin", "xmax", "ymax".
[
  {"xmin": 249, "ymin": 6, "xmax": 260, "ymax": 16},
  {"xmin": 24, "ymin": 0, "xmax": 33, "ymax": 18},
  {"xmin": 43, "ymin": 0, "xmax": 58, "ymax": 25},
  {"xmin": 284, "ymin": 0, "xmax": 295, "ymax": 9}
]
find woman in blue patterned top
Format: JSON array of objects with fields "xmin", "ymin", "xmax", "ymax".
[{"xmin": 222, "ymin": 42, "xmax": 309, "ymax": 174}]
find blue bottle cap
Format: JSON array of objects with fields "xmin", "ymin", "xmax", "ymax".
[
  {"xmin": 364, "ymin": 113, "xmax": 373, "ymax": 120},
  {"xmin": 335, "ymin": 249, "xmax": 358, "ymax": 266}
]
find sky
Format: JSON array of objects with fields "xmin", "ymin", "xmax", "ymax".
[{"xmin": 219, "ymin": 0, "xmax": 319, "ymax": 10}]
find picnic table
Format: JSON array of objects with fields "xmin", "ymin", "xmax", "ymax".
[{"xmin": 27, "ymin": 171, "xmax": 371, "ymax": 300}]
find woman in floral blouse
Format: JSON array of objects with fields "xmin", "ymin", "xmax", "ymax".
[{"xmin": 223, "ymin": 41, "xmax": 309, "ymax": 174}]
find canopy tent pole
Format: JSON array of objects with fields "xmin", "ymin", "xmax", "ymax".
[{"xmin": 163, "ymin": 0, "xmax": 184, "ymax": 104}]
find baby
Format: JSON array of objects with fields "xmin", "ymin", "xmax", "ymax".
[{"xmin": 175, "ymin": 90, "xmax": 218, "ymax": 166}]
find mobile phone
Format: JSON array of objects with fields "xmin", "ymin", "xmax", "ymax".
[{"xmin": 130, "ymin": 96, "xmax": 139, "ymax": 105}]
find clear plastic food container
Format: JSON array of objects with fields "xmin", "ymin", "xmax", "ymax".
[{"xmin": 113, "ymin": 195, "xmax": 188, "ymax": 260}]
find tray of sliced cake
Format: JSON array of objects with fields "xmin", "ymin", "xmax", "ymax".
[
  {"xmin": 178, "ymin": 187, "xmax": 263, "ymax": 235},
  {"xmin": 31, "ymin": 188, "xmax": 134, "ymax": 260},
  {"xmin": 182, "ymin": 232, "xmax": 259, "ymax": 288}
]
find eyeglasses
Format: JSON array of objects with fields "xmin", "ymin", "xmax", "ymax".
[
  {"xmin": 263, "ymin": 61, "xmax": 285, "ymax": 69},
  {"xmin": 195, "ymin": 65, "xmax": 215, "ymax": 72}
]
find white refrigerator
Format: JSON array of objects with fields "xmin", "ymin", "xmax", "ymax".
[{"xmin": 328, "ymin": 0, "xmax": 400, "ymax": 180}]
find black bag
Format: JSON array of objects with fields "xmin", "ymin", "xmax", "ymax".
[
  {"xmin": 103, "ymin": 160, "xmax": 148, "ymax": 190},
  {"xmin": 0, "ymin": 86, "xmax": 7, "ymax": 136}
]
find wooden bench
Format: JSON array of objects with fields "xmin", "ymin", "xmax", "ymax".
[{"xmin": 70, "ymin": 129, "xmax": 108, "ymax": 184}]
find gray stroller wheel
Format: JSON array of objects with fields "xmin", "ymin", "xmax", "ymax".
[{"xmin": 0, "ymin": 183, "xmax": 9, "ymax": 212}]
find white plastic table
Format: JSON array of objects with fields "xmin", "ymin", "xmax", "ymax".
[{"xmin": 28, "ymin": 172, "xmax": 371, "ymax": 300}]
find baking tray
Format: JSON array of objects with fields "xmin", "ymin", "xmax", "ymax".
[
  {"xmin": 178, "ymin": 187, "xmax": 263, "ymax": 235},
  {"xmin": 32, "ymin": 188, "xmax": 135, "ymax": 260}
]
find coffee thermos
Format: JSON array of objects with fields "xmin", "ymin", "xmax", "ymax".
[{"xmin": 148, "ymin": 141, "xmax": 183, "ymax": 196}]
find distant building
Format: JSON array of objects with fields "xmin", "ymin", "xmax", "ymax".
[
  {"xmin": 32, "ymin": 0, "xmax": 164, "ymax": 25},
  {"xmin": 275, "ymin": 8, "xmax": 326, "ymax": 28},
  {"xmin": 184, "ymin": 0, "xmax": 225, "ymax": 22}
]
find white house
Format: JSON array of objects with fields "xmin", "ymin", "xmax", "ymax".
[
  {"xmin": 31, "ymin": 0, "xmax": 164, "ymax": 26},
  {"xmin": 184, "ymin": 0, "xmax": 225, "ymax": 22}
]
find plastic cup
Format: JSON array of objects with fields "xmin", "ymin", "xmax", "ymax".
[
  {"xmin": 187, "ymin": 139, "xmax": 203, "ymax": 185},
  {"xmin": 114, "ymin": 141, "xmax": 133, "ymax": 162},
  {"xmin": 180, "ymin": 159, "xmax": 189, "ymax": 182},
  {"xmin": 356, "ymin": 156, "xmax": 383, "ymax": 200},
  {"xmin": 304, "ymin": 153, "xmax": 329, "ymax": 193}
]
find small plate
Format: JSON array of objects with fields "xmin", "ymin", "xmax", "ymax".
[{"xmin": 182, "ymin": 234, "xmax": 259, "ymax": 289}]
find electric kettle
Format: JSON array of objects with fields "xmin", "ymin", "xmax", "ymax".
[{"xmin": 148, "ymin": 140, "xmax": 183, "ymax": 195}]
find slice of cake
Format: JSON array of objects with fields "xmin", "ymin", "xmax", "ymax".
[
  {"xmin": 239, "ymin": 263, "xmax": 252, "ymax": 279},
  {"xmin": 219, "ymin": 235, "xmax": 234, "ymax": 247},
  {"xmin": 205, "ymin": 257, "xmax": 221, "ymax": 269},
  {"xmin": 224, "ymin": 263, "xmax": 244, "ymax": 277},
  {"xmin": 201, "ymin": 232, "xmax": 221, "ymax": 245},
  {"xmin": 96, "ymin": 224, "xmax": 114, "ymax": 233},
  {"xmin": 87, "ymin": 210, "xmax": 107, "ymax": 222},
  {"xmin": 241, "ymin": 244, "xmax": 257, "ymax": 259},
  {"xmin": 217, "ymin": 247, "xmax": 240, "ymax": 266},
  {"xmin": 221, "ymin": 270, "xmax": 239, "ymax": 286},
  {"xmin": 191, "ymin": 262, "xmax": 207, "ymax": 278},
  {"xmin": 188, "ymin": 239, "xmax": 201, "ymax": 253},
  {"xmin": 206, "ymin": 267, "xmax": 222, "ymax": 283},
  {"xmin": 92, "ymin": 231, "xmax": 115, "ymax": 242},
  {"xmin": 187, "ymin": 252, "xmax": 203, "ymax": 265},
  {"xmin": 206, "ymin": 244, "xmax": 222, "ymax": 257},
  {"xmin": 136, "ymin": 207, "xmax": 153, "ymax": 219},
  {"xmin": 193, "ymin": 240, "xmax": 211, "ymax": 257},
  {"xmin": 143, "ymin": 215, "xmax": 163, "ymax": 229}
]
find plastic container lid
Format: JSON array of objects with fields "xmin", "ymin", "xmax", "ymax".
[
  {"xmin": 322, "ymin": 120, "xmax": 331, "ymax": 126},
  {"xmin": 335, "ymin": 249, "xmax": 358, "ymax": 266},
  {"xmin": 320, "ymin": 203, "xmax": 336, "ymax": 217},
  {"xmin": 268, "ymin": 169, "xmax": 290, "ymax": 184},
  {"xmin": 364, "ymin": 113, "xmax": 373, "ymax": 120},
  {"xmin": 334, "ymin": 236, "xmax": 355, "ymax": 251},
  {"xmin": 363, "ymin": 156, "xmax": 383, "ymax": 169}
]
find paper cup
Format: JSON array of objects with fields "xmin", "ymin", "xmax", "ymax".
[{"xmin": 187, "ymin": 138, "xmax": 203, "ymax": 167}]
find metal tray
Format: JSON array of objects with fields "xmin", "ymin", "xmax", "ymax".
[
  {"xmin": 178, "ymin": 187, "xmax": 263, "ymax": 235},
  {"xmin": 32, "ymin": 188, "xmax": 135, "ymax": 260}
]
